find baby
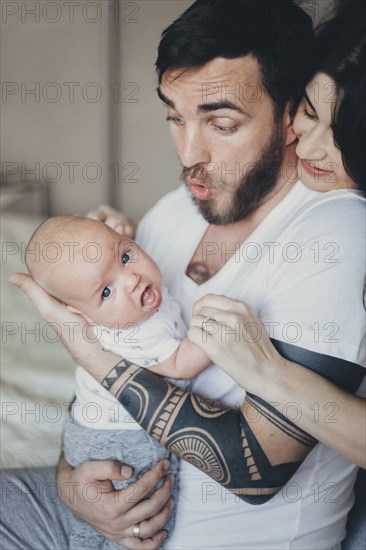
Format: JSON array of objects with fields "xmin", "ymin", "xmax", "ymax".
[{"xmin": 26, "ymin": 215, "xmax": 211, "ymax": 550}]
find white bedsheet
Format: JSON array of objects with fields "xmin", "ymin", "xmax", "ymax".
[{"xmin": 1, "ymin": 212, "xmax": 76, "ymax": 468}]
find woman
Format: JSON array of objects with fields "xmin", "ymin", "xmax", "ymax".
[{"xmin": 190, "ymin": 2, "xmax": 366, "ymax": 468}]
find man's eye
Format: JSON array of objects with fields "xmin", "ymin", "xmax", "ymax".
[
  {"xmin": 166, "ymin": 116, "xmax": 184, "ymax": 125},
  {"xmin": 121, "ymin": 252, "xmax": 130, "ymax": 265},
  {"xmin": 102, "ymin": 286, "xmax": 112, "ymax": 299},
  {"xmin": 216, "ymin": 125, "xmax": 237, "ymax": 134}
]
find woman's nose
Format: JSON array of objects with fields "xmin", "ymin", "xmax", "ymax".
[{"xmin": 297, "ymin": 125, "xmax": 327, "ymax": 161}]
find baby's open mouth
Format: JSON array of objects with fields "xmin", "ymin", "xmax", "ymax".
[{"xmin": 141, "ymin": 285, "xmax": 161, "ymax": 309}]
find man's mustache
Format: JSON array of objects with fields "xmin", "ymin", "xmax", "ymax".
[
  {"xmin": 180, "ymin": 163, "xmax": 209, "ymax": 184},
  {"xmin": 180, "ymin": 163, "xmax": 224, "ymax": 189}
]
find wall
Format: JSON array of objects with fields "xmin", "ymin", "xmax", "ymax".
[
  {"xmin": 1, "ymin": 0, "xmax": 116, "ymax": 215},
  {"xmin": 1, "ymin": 0, "xmax": 336, "ymax": 217},
  {"xmin": 115, "ymin": 0, "xmax": 191, "ymax": 219}
]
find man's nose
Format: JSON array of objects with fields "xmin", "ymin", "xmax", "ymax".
[{"xmin": 179, "ymin": 127, "xmax": 210, "ymax": 167}]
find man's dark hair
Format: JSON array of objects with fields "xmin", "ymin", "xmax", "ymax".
[{"xmin": 156, "ymin": 0, "xmax": 314, "ymax": 117}]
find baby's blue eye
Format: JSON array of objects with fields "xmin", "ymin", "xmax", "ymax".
[
  {"xmin": 122, "ymin": 252, "xmax": 130, "ymax": 265},
  {"xmin": 102, "ymin": 286, "xmax": 112, "ymax": 299}
]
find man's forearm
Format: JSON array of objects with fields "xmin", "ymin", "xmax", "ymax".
[
  {"xmin": 259, "ymin": 359, "xmax": 366, "ymax": 468},
  {"xmin": 102, "ymin": 359, "xmax": 316, "ymax": 504},
  {"xmin": 58, "ymin": 320, "xmax": 122, "ymax": 379}
]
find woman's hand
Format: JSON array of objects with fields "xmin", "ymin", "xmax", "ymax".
[
  {"xmin": 188, "ymin": 293, "xmax": 288, "ymax": 395},
  {"xmin": 87, "ymin": 204, "xmax": 136, "ymax": 238},
  {"xmin": 57, "ymin": 456, "xmax": 173, "ymax": 549}
]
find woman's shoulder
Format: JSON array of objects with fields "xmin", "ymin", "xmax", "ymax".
[
  {"xmin": 297, "ymin": 181, "xmax": 365, "ymax": 210},
  {"xmin": 290, "ymin": 183, "xmax": 365, "ymax": 237}
]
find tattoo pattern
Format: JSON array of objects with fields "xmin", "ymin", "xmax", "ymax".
[
  {"xmin": 101, "ymin": 359, "xmax": 136, "ymax": 390},
  {"xmin": 245, "ymin": 393, "xmax": 317, "ymax": 448},
  {"xmin": 186, "ymin": 261, "xmax": 211, "ymax": 285},
  {"xmin": 102, "ymin": 361, "xmax": 314, "ymax": 503}
]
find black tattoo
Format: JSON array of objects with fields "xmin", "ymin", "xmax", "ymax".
[
  {"xmin": 103, "ymin": 362, "xmax": 314, "ymax": 504},
  {"xmin": 245, "ymin": 393, "xmax": 317, "ymax": 447},
  {"xmin": 101, "ymin": 359, "xmax": 134, "ymax": 390},
  {"xmin": 186, "ymin": 261, "xmax": 211, "ymax": 285}
]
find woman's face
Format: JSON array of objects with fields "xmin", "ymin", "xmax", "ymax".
[{"xmin": 293, "ymin": 72, "xmax": 357, "ymax": 191}]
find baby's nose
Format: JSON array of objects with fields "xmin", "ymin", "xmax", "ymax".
[{"xmin": 125, "ymin": 272, "xmax": 140, "ymax": 294}]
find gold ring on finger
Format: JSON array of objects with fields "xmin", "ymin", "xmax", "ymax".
[
  {"xmin": 133, "ymin": 523, "xmax": 141, "ymax": 538},
  {"xmin": 201, "ymin": 316, "xmax": 216, "ymax": 331}
]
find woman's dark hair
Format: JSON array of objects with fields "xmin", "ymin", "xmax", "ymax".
[
  {"xmin": 156, "ymin": 0, "xmax": 314, "ymax": 118},
  {"xmin": 308, "ymin": 1, "xmax": 365, "ymax": 189}
]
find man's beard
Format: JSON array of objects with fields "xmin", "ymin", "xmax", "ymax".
[{"xmin": 181, "ymin": 125, "xmax": 285, "ymax": 225}]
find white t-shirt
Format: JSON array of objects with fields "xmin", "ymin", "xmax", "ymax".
[
  {"xmin": 73, "ymin": 288, "xmax": 187, "ymax": 430},
  {"xmin": 136, "ymin": 181, "xmax": 365, "ymax": 550}
]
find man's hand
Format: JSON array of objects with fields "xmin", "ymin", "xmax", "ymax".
[
  {"xmin": 87, "ymin": 204, "xmax": 136, "ymax": 238},
  {"xmin": 8, "ymin": 272, "xmax": 83, "ymax": 334},
  {"xmin": 9, "ymin": 273, "xmax": 120, "ymax": 378},
  {"xmin": 57, "ymin": 456, "xmax": 174, "ymax": 549}
]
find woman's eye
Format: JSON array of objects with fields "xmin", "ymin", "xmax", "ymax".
[
  {"xmin": 102, "ymin": 286, "xmax": 112, "ymax": 299},
  {"xmin": 303, "ymin": 106, "xmax": 317, "ymax": 121},
  {"xmin": 121, "ymin": 252, "xmax": 130, "ymax": 265}
]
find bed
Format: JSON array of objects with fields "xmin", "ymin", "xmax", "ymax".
[{"xmin": 1, "ymin": 212, "xmax": 76, "ymax": 469}]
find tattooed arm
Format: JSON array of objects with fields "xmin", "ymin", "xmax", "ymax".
[
  {"xmin": 10, "ymin": 274, "xmax": 316, "ymax": 504},
  {"xmin": 189, "ymin": 294, "xmax": 366, "ymax": 468},
  {"xmin": 101, "ymin": 359, "xmax": 316, "ymax": 504}
]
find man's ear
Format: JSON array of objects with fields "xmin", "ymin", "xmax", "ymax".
[{"xmin": 284, "ymin": 104, "xmax": 297, "ymax": 146}]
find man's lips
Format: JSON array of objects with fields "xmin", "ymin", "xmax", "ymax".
[
  {"xmin": 141, "ymin": 285, "xmax": 161, "ymax": 309},
  {"xmin": 300, "ymin": 159, "xmax": 333, "ymax": 178},
  {"xmin": 188, "ymin": 179, "xmax": 213, "ymax": 200}
]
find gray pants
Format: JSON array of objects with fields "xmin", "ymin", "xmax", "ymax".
[
  {"xmin": 62, "ymin": 413, "xmax": 179, "ymax": 549},
  {"xmin": 0, "ymin": 466, "xmax": 72, "ymax": 549},
  {"xmin": 1, "ymin": 466, "xmax": 364, "ymax": 550},
  {"xmin": 0, "ymin": 417, "xmax": 178, "ymax": 550}
]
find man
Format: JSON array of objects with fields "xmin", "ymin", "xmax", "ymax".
[{"xmin": 2, "ymin": 1, "xmax": 364, "ymax": 549}]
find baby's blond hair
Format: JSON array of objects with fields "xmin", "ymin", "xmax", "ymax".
[{"xmin": 26, "ymin": 215, "xmax": 107, "ymax": 296}]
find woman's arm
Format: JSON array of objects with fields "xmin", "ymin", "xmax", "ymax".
[
  {"xmin": 262, "ymin": 361, "xmax": 365, "ymax": 468},
  {"xmin": 189, "ymin": 294, "xmax": 366, "ymax": 468}
]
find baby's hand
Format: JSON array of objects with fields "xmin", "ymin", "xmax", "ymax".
[{"xmin": 87, "ymin": 204, "xmax": 136, "ymax": 238}]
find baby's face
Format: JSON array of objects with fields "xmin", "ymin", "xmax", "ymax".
[{"xmin": 48, "ymin": 226, "xmax": 162, "ymax": 328}]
